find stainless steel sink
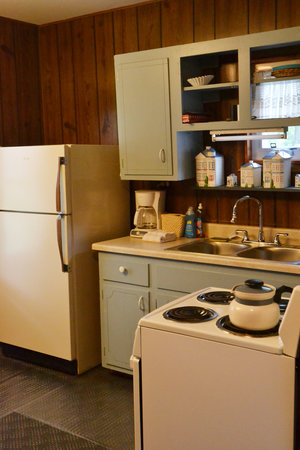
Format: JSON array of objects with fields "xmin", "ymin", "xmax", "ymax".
[
  {"xmin": 237, "ymin": 246, "xmax": 300, "ymax": 263},
  {"xmin": 169, "ymin": 239, "xmax": 300, "ymax": 263},
  {"xmin": 170, "ymin": 240, "xmax": 250, "ymax": 256}
]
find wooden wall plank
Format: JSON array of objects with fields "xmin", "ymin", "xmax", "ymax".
[
  {"xmin": 57, "ymin": 22, "xmax": 77, "ymax": 144},
  {"xmin": 0, "ymin": 18, "xmax": 19, "ymax": 145},
  {"xmin": 137, "ymin": 2, "xmax": 161, "ymax": 50},
  {"xmin": 14, "ymin": 22, "xmax": 42, "ymax": 145},
  {"xmin": 215, "ymin": 0, "xmax": 248, "ymax": 38},
  {"xmin": 72, "ymin": 17, "xmax": 100, "ymax": 144},
  {"xmin": 197, "ymin": 191, "xmax": 218, "ymax": 224},
  {"xmin": 113, "ymin": 7, "xmax": 139, "ymax": 54},
  {"xmin": 38, "ymin": 25, "xmax": 62, "ymax": 144},
  {"xmin": 277, "ymin": 0, "xmax": 300, "ymax": 29},
  {"xmin": 161, "ymin": 0, "xmax": 194, "ymax": 46},
  {"xmin": 194, "ymin": 0, "xmax": 215, "ymax": 42},
  {"xmin": 165, "ymin": 179, "xmax": 197, "ymax": 214},
  {"xmin": 249, "ymin": 0, "xmax": 276, "ymax": 33},
  {"xmin": 95, "ymin": 13, "xmax": 118, "ymax": 144}
]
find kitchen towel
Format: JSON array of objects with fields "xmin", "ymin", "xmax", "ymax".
[{"xmin": 142, "ymin": 230, "xmax": 177, "ymax": 243}]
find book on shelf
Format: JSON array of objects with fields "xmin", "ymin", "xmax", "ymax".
[{"xmin": 182, "ymin": 113, "xmax": 210, "ymax": 123}]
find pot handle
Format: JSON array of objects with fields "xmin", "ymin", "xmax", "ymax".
[
  {"xmin": 273, "ymin": 285, "xmax": 293, "ymax": 303},
  {"xmin": 231, "ymin": 283, "xmax": 243, "ymax": 292}
]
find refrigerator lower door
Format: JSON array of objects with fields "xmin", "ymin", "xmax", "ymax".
[{"xmin": 0, "ymin": 211, "xmax": 73, "ymax": 360}]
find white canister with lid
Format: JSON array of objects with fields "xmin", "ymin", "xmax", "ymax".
[{"xmin": 229, "ymin": 279, "xmax": 280, "ymax": 331}]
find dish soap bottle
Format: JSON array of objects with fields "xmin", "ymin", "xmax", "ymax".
[
  {"xmin": 196, "ymin": 203, "xmax": 204, "ymax": 238},
  {"xmin": 184, "ymin": 206, "xmax": 196, "ymax": 238}
]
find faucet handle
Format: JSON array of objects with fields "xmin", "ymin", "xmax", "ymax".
[
  {"xmin": 273, "ymin": 233, "xmax": 288, "ymax": 246},
  {"xmin": 235, "ymin": 229, "xmax": 249, "ymax": 242}
]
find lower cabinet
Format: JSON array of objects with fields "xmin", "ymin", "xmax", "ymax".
[
  {"xmin": 101, "ymin": 284, "xmax": 150, "ymax": 371},
  {"xmin": 98, "ymin": 252, "xmax": 299, "ymax": 374}
]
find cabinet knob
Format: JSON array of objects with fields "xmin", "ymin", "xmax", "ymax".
[
  {"xmin": 119, "ymin": 266, "xmax": 127, "ymax": 274},
  {"xmin": 138, "ymin": 296, "xmax": 145, "ymax": 311},
  {"xmin": 159, "ymin": 148, "xmax": 166, "ymax": 163}
]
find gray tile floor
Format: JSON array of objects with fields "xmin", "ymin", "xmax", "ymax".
[{"xmin": 0, "ymin": 350, "xmax": 134, "ymax": 449}]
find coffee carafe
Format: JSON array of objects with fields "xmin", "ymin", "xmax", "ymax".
[
  {"xmin": 134, "ymin": 205, "xmax": 157, "ymax": 230},
  {"xmin": 130, "ymin": 190, "xmax": 165, "ymax": 238}
]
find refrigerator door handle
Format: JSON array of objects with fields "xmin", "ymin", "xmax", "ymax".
[
  {"xmin": 56, "ymin": 157, "xmax": 67, "ymax": 213},
  {"xmin": 56, "ymin": 213, "xmax": 69, "ymax": 272}
]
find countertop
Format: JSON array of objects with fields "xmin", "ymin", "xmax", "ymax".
[{"xmin": 92, "ymin": 224, "xmax": 300, "ymax": 275}]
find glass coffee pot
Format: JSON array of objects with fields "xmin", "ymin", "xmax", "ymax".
[{"xmin": 134, "ymin": 206, "xmax": 157, "ymax": 229}]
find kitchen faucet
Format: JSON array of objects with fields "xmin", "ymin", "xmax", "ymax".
[{"xmin": 230, "ymin": 195, "xmax": 264, "ymax": 242}]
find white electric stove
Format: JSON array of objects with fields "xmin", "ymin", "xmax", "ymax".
[{"xmin": 131, "ymin": 285, "xmax": 300, "ymax": 450}]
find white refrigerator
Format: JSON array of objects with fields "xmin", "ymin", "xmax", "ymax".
[{"xmin": 0, "ymin": 144, "xmax": 130, "ymax": 374}]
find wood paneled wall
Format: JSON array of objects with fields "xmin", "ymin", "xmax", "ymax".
[
  {"xmin": 0, "ymin": 17, "xmax": 42, "ymax": 146},
  {"xmin": 2, "ymin": 0, "xmax": 300, "ymax": 229}
]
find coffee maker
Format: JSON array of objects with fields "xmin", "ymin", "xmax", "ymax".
[{"xmin": 130, "ymin": 190, "xmax": 165, "ymax": 238}]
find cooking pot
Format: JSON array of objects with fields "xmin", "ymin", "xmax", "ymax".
[{"xmin": 229, "ymin": 279, "xmax": 292, "ymax": 331}]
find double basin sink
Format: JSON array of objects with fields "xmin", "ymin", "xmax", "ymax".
[{"xmin": 169, "ymin": 239, "xmax": 300, "ymax": 264}]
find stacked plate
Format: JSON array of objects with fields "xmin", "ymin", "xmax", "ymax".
[{"xmin": 187, "ymin": 75, "xmax": 214, "ymax": 87}]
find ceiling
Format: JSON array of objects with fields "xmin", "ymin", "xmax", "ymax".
[{"xmin": 0, "ymin": 0, "xmax": 143, "ymax": 25}]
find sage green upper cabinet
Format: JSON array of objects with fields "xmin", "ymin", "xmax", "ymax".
[
  {"xmin": 115, "ymin": 52, "xmax": 201, "ymax": 181},
  {"xmin": 115, "ymin": 26, "xmax": 300, "ymax": 180},
  {"xmin": 115, "ymin": 58, "xmax": 172, "ymax": 178}
]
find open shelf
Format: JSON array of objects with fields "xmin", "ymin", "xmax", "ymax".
[
  {"xmin": 195, "ymin": 185, "xmax": 300, "ymax": 193},
  {"xmin": 184, "ymin": 82, "xmax": 239, "ymax": 91},
  {"xmin": 253, "ymin": 75, "xmax": 300, "ymax": 85}
]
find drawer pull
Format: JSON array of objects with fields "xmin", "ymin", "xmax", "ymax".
[
  {"xmin": 138, "ymin": 296, "xmax": 145, "ymax": 311},
  {"xmin": 119, "ymin": 266, "xmax": 127, "ymax": 274}
]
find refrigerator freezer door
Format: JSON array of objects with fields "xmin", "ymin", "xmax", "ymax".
[
  {"xmin": 0, "ymin": 145, "xmax": 69, "ymax": 214},
  {"xmin": 0, "ymin": 211, "xmax": 73, "ymax": 360}
]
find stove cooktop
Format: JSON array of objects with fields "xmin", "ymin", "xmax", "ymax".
[
  {"xmin": 138, "ymin": 288, "xmax": 286, "ymax": 355},
  {"xmin": 138, "ymin": 286, "xmax": 300, "ymax": 358}
]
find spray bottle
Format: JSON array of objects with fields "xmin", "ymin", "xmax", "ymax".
[{"xmin": 196, "ymin": 203, "xmax": 204, "ymax": 238}]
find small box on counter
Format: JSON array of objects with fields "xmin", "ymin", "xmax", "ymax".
[
  {"xmin": 161, "ymin": 213, "xmax": 185, "ymax": 238},
  {"xmin": 295, "ymin": 174, "xmax": 300, "ymax": 188}
]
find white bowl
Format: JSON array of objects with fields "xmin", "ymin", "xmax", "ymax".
[{"xmin": 187, "ymin": 75, "xmax": 214, "ymax": 87}]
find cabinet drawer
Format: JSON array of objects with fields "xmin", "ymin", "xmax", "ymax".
[{"xmin": 100, "ymin": 253, "xmax": 149, "ymax": 287}]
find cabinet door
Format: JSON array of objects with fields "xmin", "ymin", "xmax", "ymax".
[
  {"xmin": 101, "ymin": 284, "xmax": 150, "ymax": 371},
  {"xmin": 116, "ymin": 58, "xmax": 172, "ymax": 178},
  {"xmin": 154, "ymin": 290, "xmax": 188, "ymax": 309}
]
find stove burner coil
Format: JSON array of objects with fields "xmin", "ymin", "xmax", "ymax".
[
  {"xmin": 216, "ymin": 315, "xmax": 280, "ymax": 337},
  {"xmin": 163, "ymin": 306, "xmax": 217, "ymax": 323},
  {"xmin": 197, "ymin": 291, "xmax": 235, "ymax": 305}
]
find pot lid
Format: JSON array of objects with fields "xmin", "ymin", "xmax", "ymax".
[{"xmin": 233, "ymin": 279, "xmax": 275, "ymax": 300}]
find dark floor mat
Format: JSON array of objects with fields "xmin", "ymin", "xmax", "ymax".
[
  {"xmin": 0, "ymin": 413, "xmax": 107, "ymax": 449},
  {"xmin": 18, "ymin": 367, "xmax": 134, "ymax": 449},
  {"xmin": 0, "ymin": 354, "xmax": 28, "ymax": 384}
]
